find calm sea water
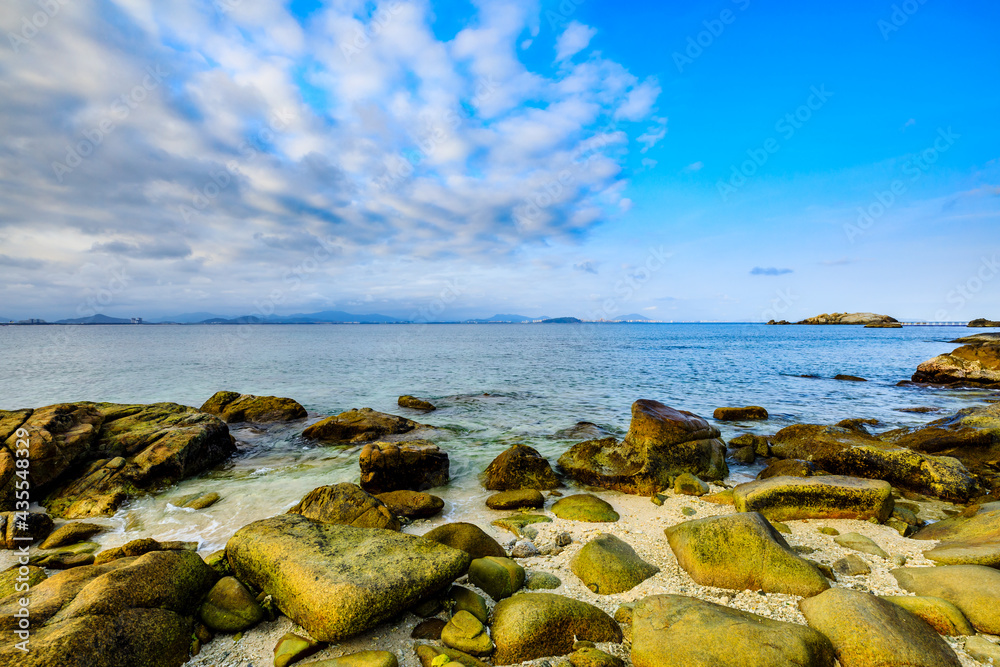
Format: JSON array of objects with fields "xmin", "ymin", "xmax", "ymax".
[{"xmin": 0, "ymin": 323, "xmax": 993, "ymax": 554}]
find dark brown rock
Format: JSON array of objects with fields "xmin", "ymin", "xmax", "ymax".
[
  {"xmin": 288, "ymin": 483, "xmax": 400, "ymax": 531},
  {"xmin": 713, "ymin": 406, "xmax": 768, "ymax": 421},
  {"xmin": 302, "ymin": 408, "xmax": 427, "ymax": 443},
  {"xmin": 398, "ymin": 395, "xmax": 436, "ymax": 411},
  {"xmin": 200, "ymin": 391, "xmax": 307, "ymax": 422},
  {"xmin": 482, "ymin": 445, "xmax": 560, "ymax": 491},
  {"xmin": 375, "ymin": 490, "xmax": 444, "ymax": 519},
  {"xmin": 359, "ymin": 441, "xmax": 449, "ymax": 494}
]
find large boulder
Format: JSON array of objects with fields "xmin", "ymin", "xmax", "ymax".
[
  {"xmin": 732, "ymin": 475, "xmax": 894, "ymax": 522},
  {"xmin": 375, "ymin": 490, "xmax": 444, "ymax": 519},
  {"xmin": 570, "ymin": 533, "xmax": 658, "ymax": 594},
  {"xmin": 631, "ymin": 595, "xmax": 835, "ymax": 667},
  {"xmin": 421, "ymin": 522, "xmax": 505, "ymax": 560},
  {"xmin": 664, "ymin": 512, "xmax": 829, "ymax": 597},
  {"xmin": 490, "ymin": 593, "xmax": 622, "ymax": 664},
  {"xmin": 799, "ymin": 588, "xmax": 961, "ymax": 667},
  {"xmin": 359, "ymin": 441, "xmax": 449, "ymax": 494},
  {"xmin": 913, "ymin": 501, "xmax": 1000, "ymax": 567},
  {"xmin": 910, "ymin": 343, "xmax": 1000, "ymax": 388},
  {"xmin": 288, "ymin": 483, "xmax": 400, "ymax": 531},
  {"xmin": 892, "ymin": 565, "xmax": 1000, "ymax": 634},
  {"xmin": 558, "ymin": 400, "xmax": 728, "ymax": 494},
  {"xmin": 551, "ymin": 494, "xmax": 619, "ymax": 522},
  {"xmin": 302, "ymin": 408, "xmax": 427, "ymax": 443},
  {"xmin": 482, "ymin": 445, "xmax": 560, "ymax": 491},
  {"xmin": 226, "ymin": 513, "xmax": 469, "ymax": 641},
  {"xmin": 0, "ymin": 550, "xmax": 218, "ymax": 667},
  {"xmin": 3, "ymin": 402, "xmax": 236, "ymax": 518},
  {"xmin": 200, "ymin": 390, "xmax": 307, "ymax": 422},
  {"xmin": 879, "ymin": 404, "xmax": 1000, "ymax": 493},
  {"xmin": 768, "ymin": 423, "xmax": 976, "ymax": 502}
]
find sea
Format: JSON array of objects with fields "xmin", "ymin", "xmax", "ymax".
[{"xmin": 0, "ymin": 322, "xmax": 993, "ymax": 555}]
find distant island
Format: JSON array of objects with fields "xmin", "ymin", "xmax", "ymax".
[
  {"xmin": 767, "ymin": 312, "xmax": 899, "ymax": 326},
  {"xmin": 540, "ymin": 317, "xmax": 583, "ymax": 324},
  {"xmin": 969, "ymin": 318, "xmax": 1000, "ymax": 327}
]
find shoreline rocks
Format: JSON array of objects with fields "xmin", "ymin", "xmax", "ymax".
[
  {"xmin": 791, "ymin": 312, "xmax": 899, "ymax": 325},
  {"xmin": 558, "ymin": 400, "xmax": 728, "ymax": 495},
  {"xmin": 359, "ymin": 441, "xmax": 449, "ymax": 494},
  {"xmin": 302, "ymin": 408, "xmax": 429, "ymax": 443},
  {"xmin": 969, "ymin": 318, "xmax": 1000, "ymax": 327},
  {"xmin": 200, "ymin": 391, "xmax": 307, "ymax": 423},
  {"xmin": 482, "ymin": 445, "xmax": 560, "ymax": 491},
  {"xmin": 398, "ymin": 395, "xmax": 436, "ymax": 411},
  {"xmin": 288, "ymin": 483, "xmax": 401, "ymax": 531},
  {"xmin": 911, "ymin": 342, "xmax": 1000, "ymax": 388},
  {"xmin": 732, "ymin": 475, "xmax": 894, "ymax": 522},
  {"xmin": 712, "ymin": 406, "xmax": 768, "ymax": 421}
]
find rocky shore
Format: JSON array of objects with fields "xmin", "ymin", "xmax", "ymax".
[
  {"xmin": 2, "ymin": 388, "xmax": 1000, "ymax": 666},
  {"xmin": 767, "ymin": 312, "xmax": 899, "ymax": 325}
]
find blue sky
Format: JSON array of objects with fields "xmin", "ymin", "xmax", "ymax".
[{"xmin": 0, "ymin": 0, "xmax": 997, "ymax": 321}]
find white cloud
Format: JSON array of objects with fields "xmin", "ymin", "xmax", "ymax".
[{"xmin": 555, "ymin": 21, "xmax": 597, "ymax": 62}]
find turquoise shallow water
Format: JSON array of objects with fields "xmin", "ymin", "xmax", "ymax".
[{"xmin": 0, "ymin": 323, "xmax": 994, "ymax": 553}]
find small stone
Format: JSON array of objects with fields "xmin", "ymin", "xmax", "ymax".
[
  {"xmin": 511, "ymin": 540, "xmax": 540, "ymax": 558},
  {"xmin": 526, "ymin": 571, "xmax": 562, "ymax": 590},
  {"xmin": 573, "ymin": 641, "xmax": 596, "ymax": 650},
  {"xmin": 551, "ymin": 495, "xmax": 619, "ymax": 522},
  {"xmin": 674, "ymin": 472, "xmax": 709, "ymax": 496},
  {"xmin": 891, "ymin": 554, "xmax": 907, "ymax": 567},
  {"xmin": 833, "ymin": 554, "xmax": 871, "ymax": 576},
  {"xmin": 819, "ymin": 527, "xmax": 840, "ymax": 536},
  {"xmin": 441, "ymin": 610, "xmax": 493, "ymax": 656},
  {"xmin": 491, "ymin": 514, "xmax": 552, "ymax": 537},
  {"xmin": 681, "ymin": 507, "xmax": 697, "ymax": 516},
  {"xmin": 555, "ymin": 532, "xmax": 572, "ymax": 547},
  {"xmin": 411, "ymin": 619, "xmax": 447, "ymax": 640},
  {"xmin": 650, "ymin": 494, "xmax": 664, "ymax": 506},
  {"xmin": 769, "ymin": 520, "xmax": 792, "ymax": 534},
  {"xmin": 274, "ymin": 632, "xmax": 323, "ymax": 667},
  {"xmin": 200, "ymin": 576, "xmax": 265, "ymax": 633}
]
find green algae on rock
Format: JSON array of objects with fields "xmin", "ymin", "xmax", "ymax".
[
  {"xmin": 302, "ymin": 407, "xmax": 427, "ymax": 443},
  {"xmin": 288, "ymin": 483, "xmax": 401, "ymax": 531},
  {"xmin": 467, "ymin": 556, "xmax": 524, "ymax": 601},
  {"xmin": 482, "ymin": 444, "xmax": 561, "ymax": 490},
  {"xmin": 422, "ymin": 522, "xmax": 506, "ymax": 560},
  {"xmin": 571, "ymin": 533, "xmax": 658, "ymax": 594},
  {"xmin": 200, "ymin": 390, "xmax": 307, "ymax": 422},
  {"xmin": 551, "ymin": 494, "xmax": 619, "ymax": 522},
  {"xmin": 732, "ymin": 475, "xmax": 894, "ymax": 522}
]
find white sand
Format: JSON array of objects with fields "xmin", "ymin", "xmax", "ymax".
[{"xmin": 186, "ymin": 486, "xmax": 997, "ymax": 667}]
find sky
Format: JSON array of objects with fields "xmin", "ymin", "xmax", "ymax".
[{"xmin": 0, "ymin": 0, "xmax": 998, "ymax": 322}]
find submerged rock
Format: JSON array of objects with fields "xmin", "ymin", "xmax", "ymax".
[
  {"xmin": 664, "ymin": 512, "xmax": 829, "ymax": 597},
  {"xmin": 200, "ymin": 390, "xmax": 307, "ymax": 423},
  {"xmin": 289, "ymin": 483, "xmax": 400, "ymax": 531},
  {"xmin": 558, "ymin": 400, "xmax": 728, "ymax": 494},
  {"xmin": 226, "ymin": 513, "xmax": 469, "ymax": 642},
  {"xmin": 733, "ymin": 475, "xmax": 894, "ymax": 522},
  {"xmin": 482, "ymin": 444, "xmax": 560, "ymax": 491},
  {"xmin": 768, "ymin": 423, "xmax": 976, "ymax": 502},
  {"xmin": 422, "ymin": 522, "xmax": 505, "ymax": 560},
  {"xmin": 490, "ymin": 593, "xmax": 622, "ymax": 665},
  {"xmin": 799, "ymin": 588, "xmax": 961, "ymax": 667},
  {"xmin": 302, "ymin": 407, "xmax": 428, "ymax": 443},
  {"xmin": 0, "ymin": 402, "xmax": 236, "ymax": 518},
  {"xmin": 631, "ymin": 594, "xmax": 835, "ymax": 667},
  {"xmin": 892, "ymin": 565, "xmax": 1000, "ymax": 634},
  {"xmin": 571, "ymin": 533, "xmax": 658, "ymax": 594},
  {"xmin": 359, "ymin": 441, "xmax": 449, "ymax": 494},
  {"xmin": 398, "ymin": 395, "xmax": 436, "ymax": 411}
]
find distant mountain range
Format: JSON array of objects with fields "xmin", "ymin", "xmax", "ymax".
[
  {"xmin": 56, "ymin": 314, "xmax": 133, "ymax": 324},
  {"xmin": 464, "ymin": 314, "xmax": 539, "ymax": 323},
  {"xmin": 613, "ymin": 313, "xmax": 651, "ymax": 321}
]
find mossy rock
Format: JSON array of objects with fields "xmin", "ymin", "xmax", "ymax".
[
  {"xmin": 892, "ymin": 565, "xmax": 1000, "ymax": 634},
  {"xmin": 38, "ymin": 521, "xmax": 104, "ymax": 549},
  {"xmin": 569, "ymin": 648, "xmax": 624, "ymax": 667},
  {"xmin": 570, "ymin": 533, "xmax": 658, "ymax": 594},
  {"xmin": 0, "ymin": 564, "xmax": 45, "ymax": 598},
  {"xmin": 733, "ymin": 475, "xmax": 894, "ymax": 522},
  {"xmin": 449, "ymin": 585, "xmax": 489, "ymax": 623},
  {"xmin": 880, "ymin": 596, "xmax": 976, "ymax": 636},
  {"xmin": 674, "ymin": 473, "xmax": 709, "ymax": 496},
  {"xmin": 491, "ymin": 593, "xmax": 622, "ymax": 664},
  {"xmin": 664, "ymin": 512, "xmax": 829, "ymax": 597},
  {"xmin": 376, "ymin": 490, "xmax": 444, "ymax": 519},
  {"xmin": 441, "ymin": 610, "xmax": 493, "ymax": 656},
  {"xmin": 714, "ymin": 406, "xmax": 769, "ymax": 421},
  {"xmin": 551, "ymin": 495, "xmax": 619, "ymax": 522},
  {"xmin": 302, "ymin": 408, "xmax": 424, "ymax": 443},
  {"xmin": 632, "ymin": 594, "xmax": 835, "ymax": 667},
  {"xmin": 486, "ymin": 489, "xmax": 545, "ymax": 510},
  {"xmin": 833, "ymin": 532, "xmax": 888, "ymax": 559},
  {"xmin": 526, "ymin": 571, "xmax": 562, "ymax": 590},
  {"xmin": 491, "ymin": 513, "xmax": 552, "ymax": 536},
  {"xmin": 274, "ymin": 632, "xmax": 323, "ymax": 667},
  {"xmin": 288, "ymin": 483, "xmax": 400, "ymax": 531},
  {"xmin": 422, "ymin": 522, "xmax": 505, "ymax": 560},
  {"xmin": 302, "ymin": 651, "xmax": 400, "ymax": 667},
  {"xmin": 199, "ymin": 576, "xmax": 264, "ymax": 633},
  {"xmin": 467, "ymin": 556, "xmax": 524, "ymax": 601},
  {"xmin": 200, "ymin": 391, "xmax": 307, "ymax": 423},
  {"xmin": 482, "ymin": 444, "xmax": 561, "ymax": 491},
  {"xmin": 414, "ymin": 644, "xmax": 491, "ymax": 667}
]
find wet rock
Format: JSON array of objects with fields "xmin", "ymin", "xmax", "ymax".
[
  {"xmin": 769, "ymin": 423, "xmax": 976, "ymax": 502},
  {"xmin": 965, "ymin": 636, "xmax": 1000, "ymax": 664},
  {"xmin": 486, "ymin": 488, "xmax": 545, "ymax": 510},
  {"xmin": 910, "ymin": 343, "xmax": 1000, "ymax": 388},
  {"xmin": 832, "ymin": 555, "xmax": 870, "ymax": 576},
  {"xmin": 422, "ymin": 522, "xmax": 505, "ymax": 560},
  {"xmin": 491, "ymin": 593, "xmax": 621, "ymax": 665},
  {"xmin": 632, "ymin": 594, "xmax": 835, "ymax": 667},
  {"xmin": 713, "ymin": 406, "xmax": 768, "ymax": 421},
  {"xmin": 0, "ymin": 510, "xmax": 53, "ymax": 548},
  {"xmin": 226, "ymin": 513, "xmax": 469, "ymax": 641},
  {"xmin": 93, "ymin": 537, "xmax": 184, "ymax": 565},
  {"xmin": 880, "ymin": 596, "xmax": 976, "ymax": 636},
  {"xmin": 756, "ymin": 458, "xmax": 817, "ymax": 479},
  {"xmin": 414, "ymin": 644, "xmax": 490, "ymax": 667},
  {"xmin": 200, "ymin": 391, "xmax": 307, "ymax": 423},
  {"xmin": 288, "ymin": 483, "xmax": 400, "ymax": 531},
  {"xmin": 176, "ymin": 491, "xmax": 221, "ymax": 510},
  {"xmin": 274, "ymin": 632, "xmax": 324, "ymax": 667},
  {"xmin": 482, "ymin": 445, "xmax": 560, "ymax": 491},
  {"xmin": 799, "ymin": 588, "xmax": 961, "ymax": 667},
  {"xmin": 553, "ymin": 422, "xmax": 612, "ymax": 440},
  {"xmin": 728, "ymin": 433, "xmax": 771, "ymax": 456},
  {"xmin": 376, "ymin": 490, "xmax": 444, "ymax": 519},
  {"xmin": 732, "ymin": 475, "xmax": 894, "ymax": 522},
  {"xmin": 558, "ymin": 400, "xmax": 728, "ymax": 495},
  {"xmin": 38, "ymin": 521, "xmax": 103, "ymax": 549},
  {"xmin": 833, "ymin": 532, "xmax": 889, "ymax": 559},
  {"xmin": 442, "ymin": 610, "xmax": 493, "ymax": 656},
  {"xmin": 199, "ymin": 576, "xmax": 264, "ymax": 633},
  {"xmin": 467, "ymin": 556, "xmax": 524, "ymax": 601},
  {"xmin": 411, "ymin": 618, "xmax": 447, "ymax": 640},
  {"xmin": 302, "ymin": 407, "xmax": 427, "ymax": 443},
  {"xmin": 892, "ymin": 565, "xmax": 1000, "ymax": 634},
  {"xmin": 359, "ymin": 441, "xmax": 449, "ymax": 494},
  {"xmin": 303, "ymin": 650, "xmax": 399, "ymax": 667},
  {"xmin": 449, "ymin": 585, "xmax": 489, "ymax": 623},
  {"xmin": 834, "ymin": 374, "xmax": 867, "ymax": 382},
  {"xmin": 571, "ymin": 533, "xmax": 658, "ymax": 594},
  {"xmin": 664, "ymin": 512, "xmax": 829, "ymax": 597},
  {"xmin": 398, "ymin": 395, "xmax": 436, "ymax": 411},
  {"xmin": 673, "ymin": 472, "xmax": 709, "ymax": 496},
  {"xmin": 551, "ymin": 494, "xmax": 619, "ymax": 522},
  {"xmin": 732, "ymin": 447, "xmax": 755, "ymax": 464},
  {"xmin": 526, "ymin": 571, "xmax": 562, "ymax": 590},
  {"xmin": 11, "ymin": 402, "xmax": 236, "ymax": 519}
]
